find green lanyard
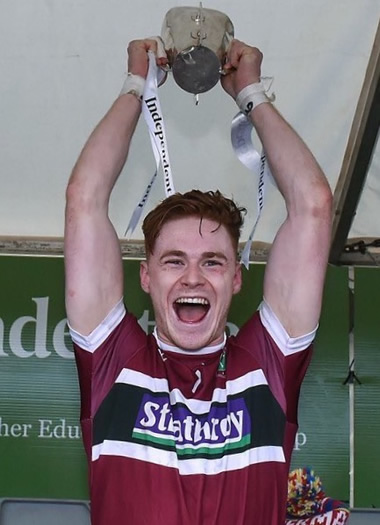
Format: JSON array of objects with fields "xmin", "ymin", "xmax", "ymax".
[{"xmin": 218, "ymin": 349, "xmax": 227, "ymax": 373}]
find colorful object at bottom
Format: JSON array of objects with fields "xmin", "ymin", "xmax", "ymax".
[{"xmin": 285, "ymin": 468, "xmax": 350, "ymax": 525}]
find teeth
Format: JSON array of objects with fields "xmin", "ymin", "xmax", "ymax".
[{"xmin": 175, "ymin": 297, "xmax": 209, "ymax": 305}]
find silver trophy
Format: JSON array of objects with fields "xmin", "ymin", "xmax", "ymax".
[{"xmin": 161, "ymin": 4, "xmax": 234, "ymax": 94}]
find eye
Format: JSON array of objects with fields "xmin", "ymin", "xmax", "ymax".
[
  {"xmin": 204, "ymin": 259, "xmax": 222, "ymax": 267},
  {"xmin": 166, "ymin": 259, "xmax": 184, "ymax": 266}
]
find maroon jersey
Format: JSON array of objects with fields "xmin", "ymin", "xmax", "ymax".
[{"xmin": 72, "ymin": 301, "xmax": 313, "ymax": 525}]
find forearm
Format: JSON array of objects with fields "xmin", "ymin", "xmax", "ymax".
[
  {"xmin": 249, "ymin": 102, "xmax": 332, "ymax": 214},
  {"xmin": 223, "ymin": 40, "xmax": 331, "ymax": 212},
  {"xmin": 68, "ymin": 93, "xmax": 141, "ymax": 208}
]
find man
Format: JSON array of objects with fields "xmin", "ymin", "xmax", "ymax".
[{"xmin": 65, "ymin": 38, "xmax": 332, "ymax": 525}]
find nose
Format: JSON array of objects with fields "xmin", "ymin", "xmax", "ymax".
[{"xmin": 180, "ymin": 262, "xmax": 205, "ymax": 287}]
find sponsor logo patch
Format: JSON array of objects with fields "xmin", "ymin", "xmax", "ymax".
[{"xmin": 133, "ymin": 394, "xmax": 251, "ymax": 456}]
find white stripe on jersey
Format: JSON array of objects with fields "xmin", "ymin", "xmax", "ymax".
[
  {"xmin": 92, "ymin": 440, "xmax": 285, "ymax": 475},
  {"xmin": 115, "ymin": 368, "xmax": 268, "ymax": 414}
]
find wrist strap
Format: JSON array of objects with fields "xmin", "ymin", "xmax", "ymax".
[
  {"xmin": 119, "ymin": 36, "xmax": 166, "ymax": 101},
  {"xmin": 120, "ymin": 73, "xmax": 145, "ymax": 100},
  {"xmin": 236, "ymin": 82, "xmax": 270, "ymax": 115}
]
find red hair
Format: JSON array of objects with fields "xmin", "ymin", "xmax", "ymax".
[{"xmin": 142, "ymin": 190, "xmax": 246, "ymax": 257}]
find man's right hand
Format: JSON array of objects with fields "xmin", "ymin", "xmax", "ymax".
[{"xmin": 127, "ymin": 38, "xmax": 168, "ymax": 79}]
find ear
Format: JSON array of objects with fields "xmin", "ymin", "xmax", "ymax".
[
  {"xmin": 232, "ymin": 262, "xmax": 242, "ymax": 295},
  {"xmin": 140, "ymin": 261, "xmax": 150, "ymax": 293}
]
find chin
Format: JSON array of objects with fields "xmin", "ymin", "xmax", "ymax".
[{"xmin": 172, "ymin": 329, "xmax": 217, "ymax": 351}]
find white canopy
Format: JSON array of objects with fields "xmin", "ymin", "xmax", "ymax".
[{"xmin": 0, "ymin": 0, "xmax": 379, "ymax": 264}]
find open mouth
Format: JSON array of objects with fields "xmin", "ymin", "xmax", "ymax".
[{"xmin": 174, "ymin": 297, "xmax": 210, "ymax": 323}]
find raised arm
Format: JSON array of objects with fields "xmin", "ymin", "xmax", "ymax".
[
  {"xmin": 64, "ymin": 39, "xmax": 165, "ymax": 335},
  {"xmin": 222, "ymin": 40, "xmax": 333, "ymax": 337}
]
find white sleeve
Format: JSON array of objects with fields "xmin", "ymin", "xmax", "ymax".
[
  {"xmin": 259, "ymin": 299, "xmax": 317, "ymax": 356},
  {"xmin": 68, "ymin": 298, "xmax": 126, "ymax": 353}
]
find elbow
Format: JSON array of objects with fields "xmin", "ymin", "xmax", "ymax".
[
  {"xmin": 307, "ymin": 182, "xmax": 333, "ymax": 225},
  {"xmin": 65, "ymin": 177, "xmax": 90, "ymax": 215},
  {"xmin": 65, "ymin": 171, "xmax": 106, "ymax": 216},
  {"xmin": 65, "ymin": 176, "xmax": 78, "ymax": 207},
  {"xmin": 316, "ymin": 180, "xmax": 333, "ymax": 219},
  {"xmin": 292, "ymin": 177, "xmax": 333, "ymax": 224}
]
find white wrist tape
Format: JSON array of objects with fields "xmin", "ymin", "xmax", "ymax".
[
  {"xmin": 236, "ymin": 82, "xmax": 270, "ymax": 115},
  {"xmin": 119, "ymin": 36, "xmax": 167, "ymax": 100},
  {"xmin": 120, "ymin": 73, "xmax": 145, "ymax": 100}
]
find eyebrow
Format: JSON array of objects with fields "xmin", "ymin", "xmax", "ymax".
[
  {"xmin": 202, "ymin": 251, "xmax": 228, "ymax": 261},
  {"xmin": 159, "ymin": 250, "xmax": 228, "ymax": 261},
  {"xmin": 159, "ymin": 250, "xmax": 185, "ymax": 260}
]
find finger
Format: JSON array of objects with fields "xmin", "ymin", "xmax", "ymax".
[
  {"xmin": 146, "ymin": 36, "xmax": 169, "ymax": 69},
  {"xmin": 147, "ymin": 36, "xmax": 167, "ymax": 60},
  {"xmin": 127, "ymin": 38, "xmax": 160, "ymax": 59},
  {"xmin": 126, "ymin": 39, "xmax": 153, "ymax": 77},
  {"xmin": 224, "ymin": 38, "xmax": 244, "ymax": 68},
  {"xmin": 226, "ymin": 40, "xmax": 262, "ymax": 70}
]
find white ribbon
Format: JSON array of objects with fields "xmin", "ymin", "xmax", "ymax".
[
  {"xmin": 125, "ymin": 50, "xmax": 175, "ymax": 237},
  {"xmin": 124, "ymin": 170, "xmax": 157, "ymax": 237},
  {"xmin": 231, "ymin": 111, "xmax": 273, "ymax": 269}
]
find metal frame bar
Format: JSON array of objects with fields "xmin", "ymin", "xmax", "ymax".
[
  {"xmin": 330, "ymin": 21, "xmax": 380, "ymax": 265},
  {"xmin": 0, "ymin": 237, "xmax": 145, "ymax": 259},
  {"xmin": 0, "ymin": 237, "xmax": 271, "ymax": 263}
]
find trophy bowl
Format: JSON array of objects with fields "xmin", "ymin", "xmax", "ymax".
[{"xmin": 161, "ymin": 5, "xmax": 234, "ymax": 94}]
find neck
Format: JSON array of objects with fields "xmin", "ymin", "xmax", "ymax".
[{"xmin": 152, "ymin": 328, "xmax": 226, "ymax": 356}]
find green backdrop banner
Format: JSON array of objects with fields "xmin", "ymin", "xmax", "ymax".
[
  {"xmin": 0, "ymin": 256, "xmax": 377, "ymax": 507},
  {"xmin": 354, "ymin": 268, "xmax": 380, "ymax": 508}
]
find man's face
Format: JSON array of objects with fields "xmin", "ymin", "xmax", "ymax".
[{"xmin": 140, "ymin": 216, "xmax": 242, "ymax": 350}]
